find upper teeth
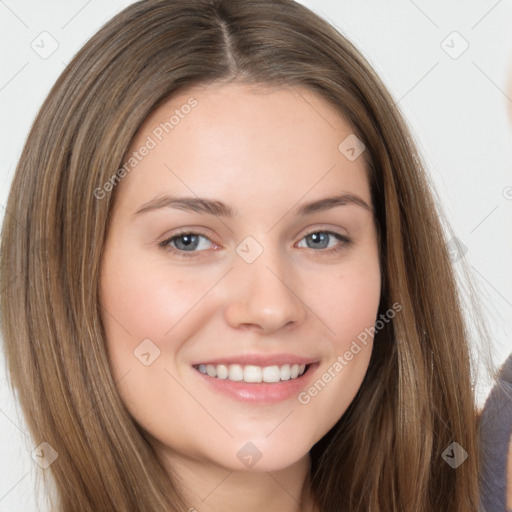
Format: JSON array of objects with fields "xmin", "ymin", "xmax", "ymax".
[{"xmin": 196, "ymin": 363, "xmax": 306, "ymax": 383}]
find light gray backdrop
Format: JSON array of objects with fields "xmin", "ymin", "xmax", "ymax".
[{"xmin": 1, "ymin": 1, "xmax": 511, "ymax": 510}]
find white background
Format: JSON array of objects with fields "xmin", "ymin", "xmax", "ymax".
[{"xmin": 1, "ymin": 1, "xmax": 511, "ymax": 510}]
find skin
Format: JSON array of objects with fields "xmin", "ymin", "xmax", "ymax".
[{"xmin": 100, "ymin": 82, "xmax": 381, "ymax": 512}]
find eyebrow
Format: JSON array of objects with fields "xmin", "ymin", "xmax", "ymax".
[{"xmin": 132, "ymin": 193, "xmax": 372, "ymax": 218}]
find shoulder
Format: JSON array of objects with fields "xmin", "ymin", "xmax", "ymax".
[
  {"xmin": 508, "ymin": 435, "xmax": 512, "ymax": 511},
  {"xmin": 478, "ymin": 353, "xmax": 512, "ymax": 512}
]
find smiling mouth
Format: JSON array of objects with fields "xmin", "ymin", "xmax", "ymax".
[{"xmin": 193, "ymin": 363, "xmax": 310, "ymax": 383}]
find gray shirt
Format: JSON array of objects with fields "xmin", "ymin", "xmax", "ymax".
[{"xmin": 479, "ymin": 352, "xmax": 512, "ymax": 512}]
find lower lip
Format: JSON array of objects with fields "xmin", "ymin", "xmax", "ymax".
[{"xmin": 192, "ymin": 363, "xmax": 319, "ymax": 404}]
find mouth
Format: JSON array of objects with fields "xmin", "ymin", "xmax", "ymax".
[
  {"xmin": 191, "ymin": 357, "xmax": 320, "ymax": 404},
  {"xmin": 193, "ymin": 362, "xmax": 309, "ymax": 383}
]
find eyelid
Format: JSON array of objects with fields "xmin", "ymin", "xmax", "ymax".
[
  {"xmin": 158, "ymin": 230, "xmax": 219, "ymax": 255},
  {"xmin": 159, "ymin": 226, "xmax": 352, "ymax": 259},
  {"xmin": 299, "ymin": 225, "xmax": 350, "ymax": 241},
  {"xmin": 296, "ymin": 229, "xmax": 352, "ymax": 254}
]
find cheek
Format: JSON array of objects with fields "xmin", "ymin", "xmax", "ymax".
[
  {"xmin": 99, "ymin": 251, "xmax": 217, "ymax": 445},
  {"xmin": 99, "ymin": 249, "xmax": 203, "ymax": 401},
  {"xmin": 310, "ymin": 254, "xmax": 381, "ymax": 346},
  {"xmin": 100, "ymin": 250, "xmax": 214, "ymax": 343},
  {"xmin": 294, "ymin": 256, "xmax": 381, "ymax": 438}
]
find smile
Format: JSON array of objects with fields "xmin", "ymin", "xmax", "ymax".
[
  {"xmin": 191, "ymin": 359, "xmax": 319, "ymax": 404},
  {"xmin": 194, "ymin": 363, "xmax": 307, "ymax": 383}
]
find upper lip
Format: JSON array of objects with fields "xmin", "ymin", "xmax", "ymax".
[{"xmin": 191, "ymin": 353, "xmax": 319, "ymax": 367}]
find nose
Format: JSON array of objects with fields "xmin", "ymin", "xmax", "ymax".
[{"xmin": 223, "ymin": 251, "xmax": 307, "ymax": 334}]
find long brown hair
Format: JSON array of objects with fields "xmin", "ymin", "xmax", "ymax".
[{"xmin": 0, "ymin": 0, "xmax": 481, "ymax": 510}]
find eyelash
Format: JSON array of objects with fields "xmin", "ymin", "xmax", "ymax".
[{"xmin": 158, "ymin": 229, "xmax": 352, "ymax": 258}]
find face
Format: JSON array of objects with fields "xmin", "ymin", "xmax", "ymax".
[{"xmin": 100, "ymin": 82, "xmax": 381, "ymax": 474}]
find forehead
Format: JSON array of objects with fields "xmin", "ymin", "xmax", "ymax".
[{"xmin": 115, "ymin": 82, "xmax": 370, "ymax": 213}]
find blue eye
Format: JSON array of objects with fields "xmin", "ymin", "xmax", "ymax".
[
  {"xmin": 159, "ymin": 230, "xmax": 351, "ymax": 258},
  {"xmin": 159, "ymin": 232, "xmax": 215, "ymax": 257},
  {"xmin": 297, "ymin": 231, "xmax": 348, "ymax": 251}
]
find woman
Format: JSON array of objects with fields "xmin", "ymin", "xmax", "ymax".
[{"xmin": 0, "ymin": 0, "xmax": 482, "ymax": 510}]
